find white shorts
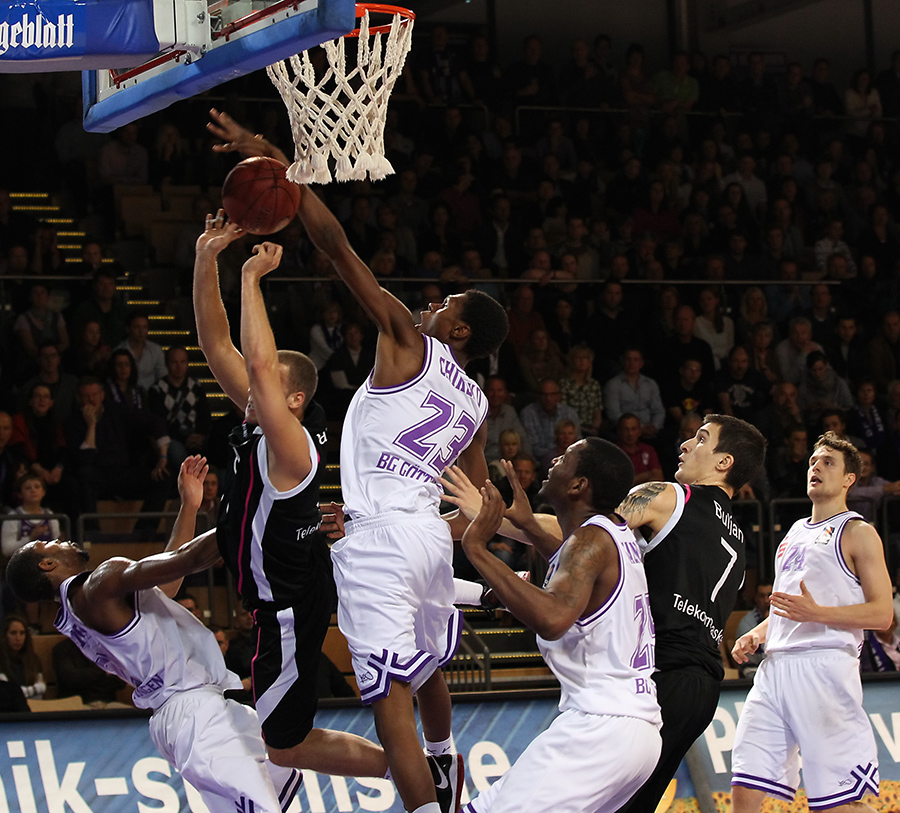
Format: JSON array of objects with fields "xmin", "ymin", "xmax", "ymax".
[
  {"xmin": 731, "ymin": 649, "xmax": 880, "ymax": 810},
  {"xmin": 330, "ymin": 511, "xmax": 461, "ymax": 705},
  {"xmin": 462, "ymin": 710, "xmax": 661, "ymax": 813},
  {"xmin": 149, "ymin": 687, "xmax": 301, "ymax": 813}
]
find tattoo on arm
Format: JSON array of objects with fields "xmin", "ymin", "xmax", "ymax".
[{"xmin": 618, "ymin": 481, "xmax": 668, "ymax": 525}]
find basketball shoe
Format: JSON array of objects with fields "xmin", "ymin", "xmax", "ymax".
[{"xmin": 428, "ymin": 753, "xmax": 464, "ymax": 813}]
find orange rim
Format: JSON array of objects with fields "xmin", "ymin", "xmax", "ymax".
[{"xmin": 348, "ymin": 3, "xmax": 415, "ymax": 36}]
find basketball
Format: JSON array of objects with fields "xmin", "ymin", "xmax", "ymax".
[{"xmin": 221, "ymin": 156, "xmax": 301, "ymax": 235}]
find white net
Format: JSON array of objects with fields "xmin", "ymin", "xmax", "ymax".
[{"xmin": 266, "ymin": 9, "xmax": 414, "ymax": 185}]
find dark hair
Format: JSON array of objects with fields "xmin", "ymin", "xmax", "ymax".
[
  {"xmin": 459, "ymin": 290, "xmax": 509, "ymax": 360},
  {"xmin": 108, "ymin": 348, "xmax": 137, "ymax": 389},
  {"xmin": 574, "ymin": 438, "xmax": 634, "ymax": 513},
  {"xmin": 814, "ymin": 430, "xmax": 862, "ymax": 482},
  {"xmin": 0, "ymin": 614, "xmax": 42, "ymax": 684},
  {"xmin": 125, "ymin": 309, "xmax": 150, "ymax": 326},
  {"xmin": 164, "ymin": 344, "xmax": 188, "ymax": 363},
  {"xmin": 806, "ymin": 350, "xmax": 828, "ymax": 369},
  {"xmin": 277, "ymin": 350, "xmax": 318, "ymax": 403},
  {"xmin": 6, "ymin": 546, "xmax": 55, "ymax": 602},
  {"xmin": 704, "ymin": 414, "xmax": 766, "ymax": 491}
]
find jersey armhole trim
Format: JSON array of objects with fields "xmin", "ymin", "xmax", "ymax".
[
  {"xmin": 256, "ymin": 428, "xmax": 319, "ymax": 498},
  {"xmin": 365, "ymin": 334, "xmax": 432, "ymax": 395},
  {"xmin": 641, "ymin": 482, "xmax": 685, "ymax": 556}
]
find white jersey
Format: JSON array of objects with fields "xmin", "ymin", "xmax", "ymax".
[
  {"xmin": 767, "ymin": 510, "xmax": 866, "ymax": 655},
  {"xmin": 56, "ymin": 574, "xmax": 240, "ymax": 710},
  {"xmin": 340, "ymin": 334, "xmax": 488, "ymax": 519},
  {"xmin": 538, "ymin": 515, "xmax": 661, "ymax": 726}
]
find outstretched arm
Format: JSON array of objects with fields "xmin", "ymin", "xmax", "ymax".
[
  {"xmin": 86, "ymin": 457, "xmax": 220, "ymax": 603},
  {"xmin": 193, "ymin": 211, "xmax": 250, "ymax": 410},
  {"xmin": 616, "ymin": 481, "xmax": 678, "ymax": 535},
  {"xmin": 296, "ymin": 186, "xmax": 421, "ymax": 372},
  {"xmin": 240, "ymin": 242, "xmax": 312, "ymax": 490},
  {"xmin": 462, "ymin": 480, "xmax": 614, "ymax": 640},
  {"xmin": 207, "ymin": 108, "xmax": 291, "ymax": 166}
]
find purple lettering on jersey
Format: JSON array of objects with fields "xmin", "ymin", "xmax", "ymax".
[
  {"xmin": 394, "ymin": 390, "xmax": 477, "ymax": 471},
  {"xmin": 630, "ymin": 593, "xmax": 655, "ymax": 671},
  {"xmin": 782, "ymin": 544, "xmax": 806, "ymax": 573}
]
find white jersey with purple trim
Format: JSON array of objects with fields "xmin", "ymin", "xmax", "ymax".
[
  {"xmin": 537, "ymin": 514, "xmax": 661, "ymax": 725},
  {"xmin": 340, "ymin": 334, "xmax": 488, "ymax": 519},
  {"xmin": 56, "ymin": 574, "xmax": 240, "ymax": 710},
  {"xmin": 767, "ymin": 510, "xmax": 866, "ymax": 655}
]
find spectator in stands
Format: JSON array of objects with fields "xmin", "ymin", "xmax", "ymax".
[
  {"xmin": 825, "ymin": 315, "xmax": 865, "ymax": 389},
  {"xmin": 798, "ymin": 350, "xmax": 853, "ymax": 429},
  {"xmin": 693, "ymin": 285, "xmax": 734, "ymax": 370},
  {"xmin": 844, "ymin": 67, "xmax": 881, "ymax": 140},
  {"xmin": 662, "ymin": 357, "xmax": 714, "ymax": 431},
  {"xmin": 518, "ymin": 329, "xmax": 565, "ymax": 398},
  {"xmin": 858, "ymin": 204, "xmax": 900, "ymax": 277},
  {"xmin": 769, "ymin": 423, "xmax": 810, "ymax": 498},
  {"xmin": 52, "ymin": 638, "xmax": 127, "ymax": 708},
  {"xmin": 477, "ymin": 193, "xmax": 526, "ymax": 277},
  {"xmin": 13, "ymin": 283, "xmax": 69, "ymax": 372},
  {"xmin": 489, "ymin": 456, "xmax": 541, "ymax": 570},
  {"xmin": 867, "ymin": 310, "xmax": 900, "ymax": 392},
  {"xmin": 820, "ymin": 408, "xmax": 865, "ymax": 450},
  {"xmin": 848, "ymin": 448, "xmax": 899, "ymax": 524},
  {"xmin": 734, "ymin": 583, "xmax": 772, "ymax": 679},
  {"xmin": 488, "ymin": 429, "xmax": 522, "ymax": 484},
  {"xmin": 558, "ymin": 39, "xmax": 606, "ymax": 109},
  {"xmin": 748, "ymin": 320, "xmax": 781, "ymax": 385},
  {"xmin": 70, "ymin": 269, "xmax": 128, "ymax": 348},
  {"xmin": 484, "ymin": 376, "xmax": 531, "ymax": 462},
  {"xmin": 737, "ymin": 52, "xmax": 778, "ymax": 129},
  {"xmin": 775, "ymin": 316, "xmax": 822, "ymax": 387},
  {"xmin": 605, "ymin": 155, "xmax": 646, "ymax": 217},
  {"xmin": 809, "ymin": 57, "xmax": 844, "ymax": 121},
  {"xmin": 537, "ymin": 419, "xmax": 579, "ymax": 478},
  {"xmin": 848, "ymin": 380, "xmax": 887, "ymax": 452},
  {"xmin": 64, "ymin": 376, "xmax": 171, "ymax": 528},
  {"xmin": 0, "ymin": 412, "xmax": 23, "ymax": 510},
  {"xmin": 520, "ymin": 378, "xmax": 581, "ymax": 461},
  {"xmin": 603, "ymin": 347, "xmax": 665, "ymax": 440},
  {"xmin": 19, "ymin": 342, "xmax": 77, "ymax": 424},
  {"xmin": 804, "ymin": 283, "xmax": 838, "ymax": 348},
  {"xmin": 632, "ymin": 181, "xmax": 680, "ymax": 242},
  {"xmin": 458, "ymin": 33, "xmax": 504, "ymax": 107},
  {"xmin": 505, "ymin": 34, "xmax": 558, "ymax": 110},
  {"xmin": 116, "ymin": 310, "xmax": 166, "ymax": 390},
  {"xmin": 735, "ymin": 286, "xmax": 770, "ymax": 346},
  {"xmin": 654, "ymin": 304, "xmax": 716, "ymax": 390},
  {"xmin": 322, "ymin": 321, "xmax": 375, "ymax": 419},
  {"xmin": 98, "ymin": 122, "xmax": 148, "ymax": 187},
  {"xmin": 0, "ymin": 616, "xmax": 45, "ymax": 700},
  {"xmin": 308, "ymin": 301, "xmax": 343, "ymax": 371},
  {"xmin": 414, "ymin": 24, "xmax": 463, "ymax": 105},
  {"xmin": 559, "ymin": 345, "xmax": 603, "ymax": 437},
  {"xmin": 176, "ymin": 592, "xmax": 204, "ymax": 622},
  {"xmin": 715, "ymin": 345, "xmax": 769, "ymax": 423},
  {"xmin": 504, "ymin": 285, "xmax": 545, "ymax": 357},
  {"xmin": 615, "ymin": 412, "xmax": 662, "ymax": 486},
  {"xmin": 722, "ymin": 155, "xmax": 767, "ymax": 222},
  {"xmin": 814, "ymin": 219, "xmax": 856, "ymax": 276},
  {"xmin": 874, "ymin": 50, "xmax": 900, "ymax": 118},
  {"xmin": 104, "ymin": 347, "xmax": 153, "ymax": 414},
  {"xmin": 65, "ymin": 318, "xmax": 112, "ymax": 380}
]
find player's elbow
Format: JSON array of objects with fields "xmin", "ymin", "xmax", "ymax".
[
  {"xmin": 872, "ymin": 604, "xmax": 895, "ymax": 631},
  {"xmin": 536, "ymin": 614, "xmax": 573, "ymax": 641}
]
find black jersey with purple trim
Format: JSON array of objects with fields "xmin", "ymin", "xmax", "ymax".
[
  {"xmin": 216, "ymin": 402, "xmax": 334, "ymax": 612},
  {"xmin": 640, "ymin": 483, "xmax": 746, "ymax": 680}
]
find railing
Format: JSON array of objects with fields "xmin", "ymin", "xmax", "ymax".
[{"xmin": 444, "ymin": 618, "xmax": 492, "ymax": 692}]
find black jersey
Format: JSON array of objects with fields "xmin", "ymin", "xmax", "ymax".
[
  {"xmin": 217, "ymin": 402, "xmax": 334, "ymax": 612},
  {"xmin": 642, "ymin": 483, "xmax": 745, "ymax": 680}
]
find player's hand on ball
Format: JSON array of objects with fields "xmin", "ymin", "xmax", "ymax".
[
  {"xmin": 732, "ymin": 631, "xmax": 761, "ymax": 664},
  {"xmin": 178, "ymin": 455, "xmax": 209, "ymax": 510},
  {"xmin": 196, "ymin": 209, "xmax": 243, "ymax": 255},
  {"xmin": 462, "ymin": 480, "xmax": 505, "ymax": 551},
  {"xmin": 242, "ymin": 242, "xmax": 283, "ymax": 279}
]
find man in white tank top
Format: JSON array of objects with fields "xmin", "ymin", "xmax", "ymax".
[
  {"xmin": 5, "ymin": 456, "xmax": 300, "ymax": 813},
  {"xmin": 459, "ymin": 438, "xmax": 662, "ymax": 813},
  {"xmin": 731, "ymin": 432, "xmax": 894, "ymax": 813},
  {"xmin": 296, "ymin": 185, "xmax": 509, "ymax": 813}
]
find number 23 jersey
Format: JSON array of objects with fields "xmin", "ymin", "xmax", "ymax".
[{"xmin": 341, "ymin": 334, "xmax": 488, "ymax": 519}]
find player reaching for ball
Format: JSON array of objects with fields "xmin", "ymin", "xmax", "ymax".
[{"xmin": 193, "ymin": 199, "xmax": 387, "ymax": 778}]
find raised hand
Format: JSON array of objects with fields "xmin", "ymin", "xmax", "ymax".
[
  {"xmin": 207, "ymin": 108, "xmax": 272, "ymax": 158},
  {"xmin": 462, "ymin": 480, "xmax": 505, "ymax": 551},
  {"xmin": 242, "ymin": 242, "xmax": 283, "ymax": 280},
  {"xmin": 500, "ymin": 458, "xmax": 537, "ymax": 529},
  {"xmin": 196, "ymin": 209, "xmax": 243, "ymax": 256},
  {"xmin": 178, "ymin": 455, "xmax": 209, "ymax": 511},
  {"xmin": 439, "ymin": 464, "xmax": 483, "ymax": 520}
]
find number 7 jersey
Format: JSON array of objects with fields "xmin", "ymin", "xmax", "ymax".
[{"xmin": 340, "ymin": 334, "xmax": 488, "ymax": 520}]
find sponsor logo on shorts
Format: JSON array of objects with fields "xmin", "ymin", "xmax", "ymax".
[{"xmin": 358, "ymin": 670, "xmax": 375, "ymax": 684}]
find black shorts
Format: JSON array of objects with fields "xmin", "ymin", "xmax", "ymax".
[
  {"xmin": 250, "ymin": 594, "xmax": 333, "ymax": 750},
  {"xmin": 618, "ymin": 666, "xmax": 721, "ymax": 813}
]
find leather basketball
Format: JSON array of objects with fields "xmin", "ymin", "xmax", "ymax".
[{"xmin": 221, "ymin": 156, "xmax": 301, "ymax": 235}]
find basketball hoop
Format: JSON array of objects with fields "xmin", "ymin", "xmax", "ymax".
[{"xmin": 266, "ymin": 3, "xmax": 415, "ymax": 185}]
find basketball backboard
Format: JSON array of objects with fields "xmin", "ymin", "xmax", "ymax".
[{"xmin": 82, "ymin": 0, "xmax": 355, "ymax": 133}]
